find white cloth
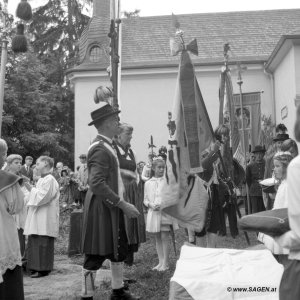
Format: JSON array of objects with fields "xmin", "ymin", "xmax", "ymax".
[
  {"xmin": 24, "ymin": 174, "xmax": 60, "ymax": 238},
  {"xmin": 13, "ymin": 186, "xmax": 29, "ymax": 230},
  {"xmin": 171, "ymin": 245, "xmax": 283, "ymax": 300},
  {"xmin": 258, "ymin": 181, "xmax": 289, "ymax": 254},
  {"xmin": 141, "ymin": 163, "xmax": 152, "ymax": 182},
  {"xmin": 0, "ymin": 183, "xmax": 24, "ymax": 275},
  {"xmin": 144, "ymin": 177, "xmax": 176, "ymax": 232},
  {"xmin": 275, "ymin": 155, "xmax": 300, "ymax": 260}
]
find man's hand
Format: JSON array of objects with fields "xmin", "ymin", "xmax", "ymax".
[
  {"xmin": 24, "ymin": 181, "xmax": 32, "ymax": 192},
  {"xmin": 212, "ymin": 140, "xmax": 222, "ymax": 152},
  {"xmin": 152, "ymin": 204, "xmax": 160, "ymax": 211},
  {"xmin": 118, "ymin": 200, "xmax": 140, "ymax": 218}
]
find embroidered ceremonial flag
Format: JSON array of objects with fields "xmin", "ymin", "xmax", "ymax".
[
  {"xmin": 219, "ymin": 67, "xmax": 245, "ymax": 170},
  {"xmin": 161, "ymin": 49, "xmax": 212, "ymax": 231}
]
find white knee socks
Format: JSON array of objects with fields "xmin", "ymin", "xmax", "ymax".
[{"xmin": 110, "ymin": 262, "xmax": 124, "ymax": 290}]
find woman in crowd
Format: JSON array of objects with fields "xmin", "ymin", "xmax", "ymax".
[
  {"xmin": 258, "ymin": 151, "xmax": 293, "ymax": 265},
  {"xmin": 60, "ymin": 168, "xmax": 73, "ymax": 207},
  {"xmin": 114, "ymin": 123, "xmax": 146, "ymax": 266},
  {"xmin": 0, "ymin": 139, "xmax": 25, "ymax": 299},
  {"xmin": 281, "ymin": 138, "xmax": 298, "ymax": 158},
  {"xmin": 5, "ymin": 154, "xmax": 29, "ymax": 257}
]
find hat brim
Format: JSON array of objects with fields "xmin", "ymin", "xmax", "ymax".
[
  {"xmin": 88, "ymin": 110, "xmax": 120, "ymax": 126},
  {"xmin": 252, "ymin": 149, "xmax": 266, "ymax": 153},
  {"xmin": 273, "ymin": 138, "xmax": 285, "ymax": 142}
]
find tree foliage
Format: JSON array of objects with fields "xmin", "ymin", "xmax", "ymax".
[
  {"xmin": 2, "ymin": 0, "xmax": 92, "ymax": 167},
  {"xmin": 122, "ymin": 9, "xmax": 140, "ymax": 18},
  {"xmin": 3, "ymin": 53, "xmax": 74, "ymax": 165}
]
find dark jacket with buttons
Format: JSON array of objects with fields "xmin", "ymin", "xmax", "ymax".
[
  {"xmin": 246, "ymin": 160, "xmax": 265, "ymax": 196},
  {"xmin": 81, "ymin": 136, "xmax": 124, "ymax": 259}
]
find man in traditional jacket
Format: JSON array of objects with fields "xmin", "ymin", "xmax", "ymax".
[
  {"xmin": 246, "ymin": 145, "xmax": 266, "ymax": 213},
  {"xmin": 81, "ymin": 103, "xmax": 140, "ymax": 300}
]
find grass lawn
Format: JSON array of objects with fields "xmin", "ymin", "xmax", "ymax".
[{"xmin": 56, "ymin": 209, "xmax": 259, "ymax": 300}]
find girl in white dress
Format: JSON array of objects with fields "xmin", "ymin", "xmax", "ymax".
[
  {"xmin": 258, "ymin": 151, "xmax": 293, "ymax": 265},
  {"xmin": 144, "ymin": 157, "xmax": 174, "ymax": 271}
]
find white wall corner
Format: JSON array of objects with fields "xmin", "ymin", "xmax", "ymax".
[{"xmin": 294, "ymin": 94, "xmax": 300, "ymax": 107}]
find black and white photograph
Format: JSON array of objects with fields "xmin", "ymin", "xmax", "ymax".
[{"xmin": 0, "ymin": 0, "xmax": 300, "ymax": 299}]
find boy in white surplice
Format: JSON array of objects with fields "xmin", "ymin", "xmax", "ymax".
[{"xmin": 24, "ymin": 156, "xmax": 60, "ymax": 278}]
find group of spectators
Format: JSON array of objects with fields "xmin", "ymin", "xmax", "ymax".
[{"xmin": 0, "ymin": 146, "xmax": 89, "ymax": 299}]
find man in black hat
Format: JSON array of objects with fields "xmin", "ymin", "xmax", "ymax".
[
  {"xmin": 81, "ymin": 103, "xmax": 140, "ymax": 300},
  {"xmin": 246, "ymin": 145, "xmax": 266, "ymax": 213}
]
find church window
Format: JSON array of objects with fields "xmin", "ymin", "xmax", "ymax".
[{"xmin": 89, "ymin": 46, "xmax": 101, "ymax": 62}]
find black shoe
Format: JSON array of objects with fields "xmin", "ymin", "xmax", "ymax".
[
  {"xmin": 110, "ymin": 288, "xmax": 140, "ymax": 300},
  {"xmin": 123, "ymin": 278, "xmax": 137, "ymax": 284}
]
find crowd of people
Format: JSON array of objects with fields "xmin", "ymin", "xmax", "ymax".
[{"xmin": 1, "ymin": 102, "xmax": 300, "ymax": 300}]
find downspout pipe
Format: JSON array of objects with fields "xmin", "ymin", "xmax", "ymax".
[{"xmin": 264, "ymin": 67, "xmax": 276, "ymax": 125}]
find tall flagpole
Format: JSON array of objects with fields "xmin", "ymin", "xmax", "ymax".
[
  {"xmin": 109, "ymin": 0, "xmax": 121, "ymax": 111},
  {"xmin": 237, "ymin": 63, "xmax": 251, "ymax": 215}
]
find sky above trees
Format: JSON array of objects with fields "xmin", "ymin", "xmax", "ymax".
[{"xmin": 7, "ymin": 0, "xmax": 300, "ymax": 17}]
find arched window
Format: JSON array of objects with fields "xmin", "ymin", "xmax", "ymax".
[{"xmin": 89, "ymin": 46, "xmax": 101, "ymax": 62}]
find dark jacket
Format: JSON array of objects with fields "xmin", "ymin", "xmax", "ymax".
[
  {"xmin": 19, "ymin": 165, "xmax": 33, "ymax": 182},
  {"xmin": 81, "ymin": 136, "xmax": 123, "ymax": 259},
  {"xmin": 246, "ymin": 160, "xmax": 265, "ymax": 196}
]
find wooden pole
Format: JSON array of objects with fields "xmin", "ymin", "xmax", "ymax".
[{"xmin": 237, "ymin": 64, "xmax": 251, "ymax": 215}]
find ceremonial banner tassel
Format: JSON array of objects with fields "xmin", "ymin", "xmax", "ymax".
[
  {"xmin": 16, "ymin": 0, "xmax": 33, "ymax": 21},
  {"xmin": 161, "ymin": 45, "xmax": 213, "ymax": 231},
  {"xmin": 12, "ymin": 24, "xmax": 28, "ymax": 53}
]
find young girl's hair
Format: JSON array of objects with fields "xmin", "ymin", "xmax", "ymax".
[
  {"xmin": 38, "ymin": 156, "xmax": 54, "ymax": 169},
  {"xmin": 151, "ymin": 156, "xmax": 165, "ymax": 169},
  {"xmin": 273, "ymin": 151, "xmax": 293, "ymax": 179}
]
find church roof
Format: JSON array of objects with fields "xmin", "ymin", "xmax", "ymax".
[
  {"xmin": 120, "ymin": 9, "xmax": 300, "ymax": 69},
  {"xmin": 70, "ymin": 8, "xmax": 300, "ymax": 72}
]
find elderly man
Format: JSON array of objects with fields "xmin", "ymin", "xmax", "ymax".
[{"xmin": 81, "ymin": 103, "xmax": 140, "ymax": 300}]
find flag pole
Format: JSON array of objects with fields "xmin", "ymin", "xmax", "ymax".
[
  {"xmin": 0, "ymin": 1, "xmax": 8, "ymax": 137},
  {"xmin": 237, "ymin": 64, "xmax": 251, "ymax": 215},
  {"xmin": 109, "ymin": 0, "xmax": 121, "ymax": 111}
]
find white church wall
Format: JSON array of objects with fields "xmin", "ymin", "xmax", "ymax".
[
  {"xmin": 273, "ymin": 47, "xmax": 297, "ymax": 139},
  {"xmin": 120, "ymin": 64, "xmax": 272, "ymax": 161},
  {"xmin": 70, "ymin": 64, "xmax": 273, "ymax": 165},
  {"xmin": 72, "ymin": 72, "xmax": 111, "ymax": 168}
]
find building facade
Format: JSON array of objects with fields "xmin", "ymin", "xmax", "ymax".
[{"xmin": 67, "ymin": 2, "xmax": 300, "ymax": 164}]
